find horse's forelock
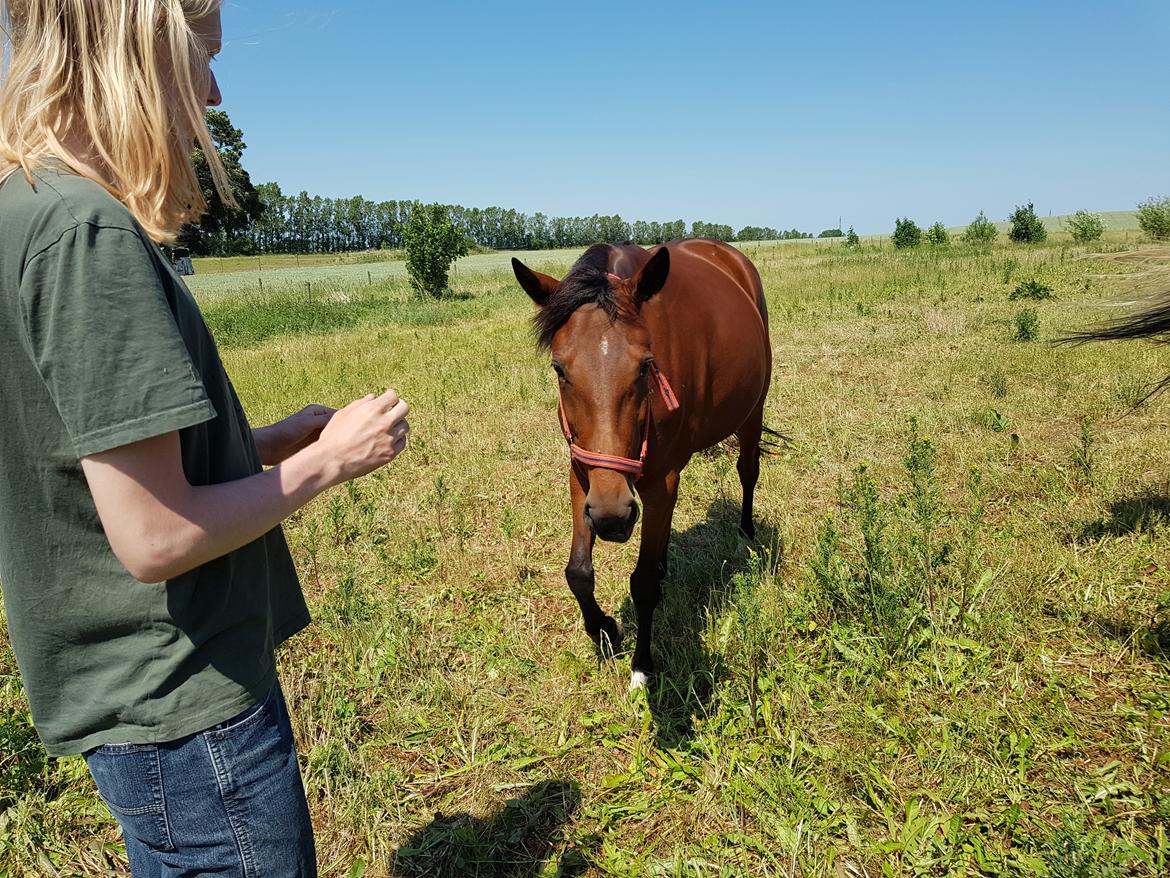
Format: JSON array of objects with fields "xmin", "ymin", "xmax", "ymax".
[{"xmin": 533, "ymin": 245, "xmax": 621, "ymax": 349}]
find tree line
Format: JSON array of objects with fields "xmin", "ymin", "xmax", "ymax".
[
  {"xmin": 219, "ymin": 183, "xmax": 816, "ymax": 257},
  {"xmin": 182, "ymin": 111, "xmax": 818, "ymax": 256}
]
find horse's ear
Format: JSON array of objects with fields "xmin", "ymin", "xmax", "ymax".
[
  {"xmin": 512, "ymin": 258, "xmax": 560, "ymax": 306},
  {"xmin": 633, "ymin": 246, "xmax": 670, "ymax": 303}
]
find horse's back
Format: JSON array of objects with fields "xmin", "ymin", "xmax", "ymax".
[
  {"xmin": 667, "ymin": 238, "xmax": 767, "ymax": 324},
  {"xmin": 646, "ymin": 239, "xmax": 772, "ymax": 454}
]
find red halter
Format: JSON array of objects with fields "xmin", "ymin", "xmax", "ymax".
[{"xmin": 557, "ymin": 361, "xmax": 680, "ymax": 480}]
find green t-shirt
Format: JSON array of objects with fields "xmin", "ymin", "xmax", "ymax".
[{"xmin": 0, "ymin": 163, "xmax": 309, "ymax": 756}]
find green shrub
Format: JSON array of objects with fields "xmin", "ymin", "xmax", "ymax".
[
  {"xmin": 844, "ymin": 226, "xmax": 861, "ymax": 248},
  {"xmin": 818, "ymin": 228, "xmax": 843, "ymax": 238},
  {"xmin": 962, "ymin": 211, "xmax": 998, "ymax": 245},
  {"xmin": 403, "ymin": 202, "xmax": 470, "ymax": 298},
  {"xmin": 1066, "ymin": 210, "xmax": 1105, "ymax": 244},
  {"xmin": 1137, "ymin": 195, "xmax": 1170, "ymax": 240},
  {"xmin": 1010, "ymin": 279, "xmax": 1054, "ymax": 301},
  {"xmin": 1009, "ymin": 202, "xmax": 1047, "ymax": 243},
  {"xmin": 924, "ymin": 222, "xmax": 950, "ymax": 245},
  {"xmin": 808, "ymin": 420, "xmax": 986, "ymax": 661},
  {"xmin": 892, "ymin": 218, "xmax": 922, "ymax": 249},
  {"xmin": 1013, "ymin": 308, "xmax": 1040, "ymax": 341}
]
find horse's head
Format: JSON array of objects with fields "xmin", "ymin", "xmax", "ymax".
[{"xmin": 513, "ymin": 246, "xmax": 671, "ymax": 543}]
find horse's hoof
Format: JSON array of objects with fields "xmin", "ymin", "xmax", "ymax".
[
  {"xmin": 738, "ymin": 521, "xmax": 756, "ymax": 541},
  {"xmin": 628, "ymin": 671, "xmax": 650, "ymax": 692}
]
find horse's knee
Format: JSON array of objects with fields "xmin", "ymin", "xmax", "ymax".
[{"xmin": 565, "ymin": 561, "xmax": 594, "ymax": 596}]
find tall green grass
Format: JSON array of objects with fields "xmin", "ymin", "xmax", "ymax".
[{"xmin": 3, "ymin": 233, "xmax": 1169, "ymax": 877}]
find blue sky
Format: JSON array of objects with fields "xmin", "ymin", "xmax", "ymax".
[{"xmin": 217, "ymin": 1, "xmax": 1170, "ymax": 235}]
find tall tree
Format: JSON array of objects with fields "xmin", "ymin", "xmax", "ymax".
[{"xmin": 179, "ymin": 109, "xmax": 264, "ymax": 256}]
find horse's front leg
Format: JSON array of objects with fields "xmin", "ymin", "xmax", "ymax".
[
  {"xmin": 629, "ymin": 471, "xmax": 680, "ymax": 690},
  {"xmin": 566, "ymin": 469, "xmax": 622, "ymax": 655}
]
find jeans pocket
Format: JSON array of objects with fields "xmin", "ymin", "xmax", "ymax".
[
  {"xmin": 84, "ymin": 744, "xmax": 174, "ymax": 851},
  {"xmin": 208, "ymin": 684, "xmax": 277, "ymax": 741}
]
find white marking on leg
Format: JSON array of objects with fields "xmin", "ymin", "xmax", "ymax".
[{"xmin": 629, "ymin": 671, "xmax": 649, "ymax": 692}]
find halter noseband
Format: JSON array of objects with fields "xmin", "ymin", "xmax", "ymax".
[
  {"xmin": 556, "ymin": 270, "xmax": 680, "ymax": 480},
  {"xmin": 556, "ymin": 361, "xmax": 679, "ymax": 480}
]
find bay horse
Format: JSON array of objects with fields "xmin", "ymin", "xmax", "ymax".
[{"xmin": 512, "ymin": 239, "xmax": 772, "ymax": 690}]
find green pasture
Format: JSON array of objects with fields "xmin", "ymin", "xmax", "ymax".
[{"xmin": 3, "ymin": 232, "xmax": 1169, "ymax": 877}]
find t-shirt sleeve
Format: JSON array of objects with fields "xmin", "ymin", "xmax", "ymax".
[{"xmin": 19, "ymin": 223, "xmax": 217, "ymax": 458}]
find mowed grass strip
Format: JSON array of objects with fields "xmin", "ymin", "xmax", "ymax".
[{"xmin": 3, "ymin": 233, "xmax": 1169, "ymax": 877}]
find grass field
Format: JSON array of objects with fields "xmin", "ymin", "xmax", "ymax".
[{"xmin": 3, "ymin": 231, "xmax": 1170, "ymax": 877}]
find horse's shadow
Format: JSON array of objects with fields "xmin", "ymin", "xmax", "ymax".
[
  {"xmin": 616, "ymin": 497, "xmax": 780, "ymax": 749},
  {"xmin": 1090, "ymin": 613, "xmax": 1170, "ymax": 664},
  {"xmin": 1063, "ymin": 489, "xmax": 1170, "ymax": 664},
  {"xmin": 1070, "ymin": 491, "xmax": 1170, "ymax": 542},
  {"xmin": 391, "ymin": 779, "xmax": 589, "ymax": 877}
]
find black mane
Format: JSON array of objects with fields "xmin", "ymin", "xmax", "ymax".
[{"xmin": 534, "ymin": 244, "xmax": 619, "ymax": 349}]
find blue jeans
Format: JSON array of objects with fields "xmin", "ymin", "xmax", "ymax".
[{"xmin": 83, "ymin": 682, "xmax": 316, "ymax": 877}]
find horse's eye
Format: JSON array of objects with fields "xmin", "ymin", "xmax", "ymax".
[
  {"xmin": 552, "ymin": 362, "xmax": 566, "ymax": 380},
  {"xmin": 639, "ymin": 359, "xmax": 653, "ymax": 379}
]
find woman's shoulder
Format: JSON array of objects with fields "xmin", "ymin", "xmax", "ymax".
[{"xmin": 2, "ymin": 162, "xmax": 146, "ymax": 260}]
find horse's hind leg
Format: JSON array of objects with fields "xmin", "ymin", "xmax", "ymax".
[
  {"xmin": 735, "ymin": 402, "xmax": 765, "ymax": 540},
  {"xmin": 567, "ymin": 471, "xmax": 622, "ymax": 654}
]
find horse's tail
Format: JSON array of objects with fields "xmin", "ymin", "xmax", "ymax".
[
  {"xmin": 760, "ymin": 425, "xmax": 790, "ymax": 457},
  {"xmin": 1062, "ymin": 291, "xmax": 1170, "ymax": 346},
  {"xmin": 1061, "ymin": 288, "xmax": 1170, "ymax": 403}
]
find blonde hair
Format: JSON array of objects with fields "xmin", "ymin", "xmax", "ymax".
[{"xmin": 0, "ymin": 0, "xmax": 233, "ymax": 241}]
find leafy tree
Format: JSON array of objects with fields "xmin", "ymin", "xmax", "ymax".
[
  {"xmin": 403, "ymin": 202, "xmax": 469, "ymax": 298},
  {"xmin": 924, "ymin": 222, "xmax": 950, "ymax": 245},
  {"xmin": 1137, "ymin": 196, "xmax": 1170, "ymax": 240},
  {"xmin": 818, "ymin": 228, "xmax": 843, "ymax": 238},
  {"xmin": 179, "ymin": 109, "xmax": 263, "ymax": 256},
  {"xmin": 1066, "ymin": 210, "xmax": 1105, "ymax": 244},
  {"xmin": 1008, "ymin": 202, "xmax": 1047, "ymax": 243},
  {"xmin": 690, "ymin": 220, "xmax": 730, "ymax": 241},
  {"xmin": 962, "ymin": 211, "xmax": 998, "ymax": 245},
  {"xmin": 845, "ymin": 226, "xmax": 861, "ymax": 248},
  {"xmin": 738, "ymin": 225, "xmax": 781, "ymax": 242},
  {"xmin": 892, "ymin": 218, "xmax": 922, "ymax": 249}
]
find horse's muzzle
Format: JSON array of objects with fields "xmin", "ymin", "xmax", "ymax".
[{"xmin": 584, "ymin": 499, "xmax": 639, "ymax": 543}]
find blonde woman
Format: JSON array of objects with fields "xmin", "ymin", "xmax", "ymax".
[{"xmin": 0, "ymin": 2, "xmax": 408, "ymax": 874}]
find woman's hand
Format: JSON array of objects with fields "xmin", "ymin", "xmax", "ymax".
[
  {"xmin": 253, "ymin": 404, "xmax": 335, "ymax": 466},
  {"xmin": 310, "ymin": 389, "xmax": 410, "ymax": 485}
]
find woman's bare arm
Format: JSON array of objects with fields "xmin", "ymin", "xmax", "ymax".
[{"xmin": 81, "ymin": 390, "xmax": 409, "ymax": 583}]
